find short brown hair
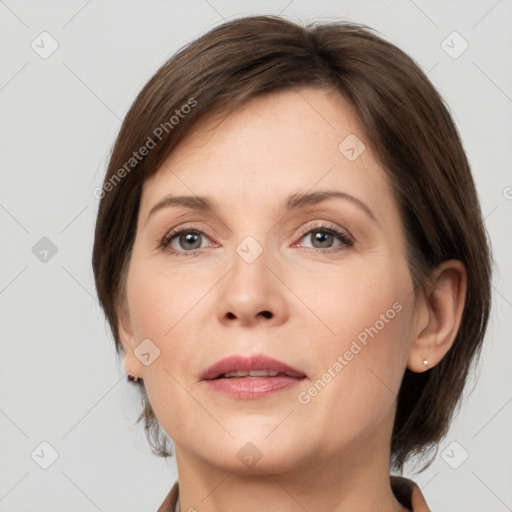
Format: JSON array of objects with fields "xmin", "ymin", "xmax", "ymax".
[{"xmin": 92, "ymin": 14, "xmax": 493, "ymax": 473}]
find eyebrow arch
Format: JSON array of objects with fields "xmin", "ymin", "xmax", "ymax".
[
  {"xmin": 145, "ymin": 190, "xmax": 377, "ymax": 225},
  {"xmin": 284, "ymin": 191, "xmax": 377, "ymax": 223}
]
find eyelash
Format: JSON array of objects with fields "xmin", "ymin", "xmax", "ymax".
[{"xmin": 159, "ymin": 222, "xmax": 355, "ymax": 257}]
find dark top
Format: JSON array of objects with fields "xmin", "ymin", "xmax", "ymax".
[{"xmin": 157, "ymin": 475, "xmax": 431, "ymax": 511}]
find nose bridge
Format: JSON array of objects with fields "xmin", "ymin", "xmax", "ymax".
[
  {"xmin": 216, "ymin": 229, "xmax": 286, "ymax": 326},
  {"xmin": 235, "ymin": 233, "xmax": 266, "ymax": 266},
  {"xmin": 229, "ymin": 231, "xmax": 272, "ymax": 296}
]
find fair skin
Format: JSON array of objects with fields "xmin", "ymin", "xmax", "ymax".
[{"xmin": 118, "ymin": 88, "xmax": 466, "ymax": 511}]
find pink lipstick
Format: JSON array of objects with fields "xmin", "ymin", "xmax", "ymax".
[{"xmin": 200, "ymin": 354, "xmax": 306, "ymax": 399}]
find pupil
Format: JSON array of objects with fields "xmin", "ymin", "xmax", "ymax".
[
  {"xmin": 314, "ymin": 231, "xmax": 331, "ymax": 248},
  {"xmin": 183, "ymin": 232, "xmax": 200, "ymax": 249}
]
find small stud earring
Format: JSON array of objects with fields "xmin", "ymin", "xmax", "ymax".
[
  {"xmin": 422, "ymin": 359, "xmax": 429, "ymax": 368},
  {"xmin": 127, "ymin": 374, "xmax": 141, "ymax": 382}
]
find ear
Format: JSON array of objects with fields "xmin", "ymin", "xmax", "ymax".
[
  {"xmin": 118, "ymin": 303, "xmax": 144, "ymax": 379},
  {"xmin": 407, "ymin": 259, "xmax": 467, "ymax": 373}
]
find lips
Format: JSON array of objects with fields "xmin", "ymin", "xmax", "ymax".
[{"xmin": 200, "ymin": 354, "xmax": 306, "ymax": 381}]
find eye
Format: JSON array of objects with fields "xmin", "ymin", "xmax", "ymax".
[
  {"xmin": 160, "ymin": 226, "xmax": 212, "ymax": 256},
  {"xmin": 160, "ymin": 222, "xmax": 355, "ymax": 256},
  {"xmin": 294, "ymin": 223, "xmax": 355, "ymax": 253}
]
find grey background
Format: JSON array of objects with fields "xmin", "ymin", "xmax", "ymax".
[{"xmin": 0, "ymin": 0, "xmax": 511, "ymax": 510}]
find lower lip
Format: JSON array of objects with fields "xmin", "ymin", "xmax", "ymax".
[{"xmin": 203, "ymin": 376, "xmax": 305, "ymax": 399}]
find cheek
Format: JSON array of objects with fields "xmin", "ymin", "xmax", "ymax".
[
  {"xmin": 124, "ymin": 258, "xmax": 214, "ymax": 402},
  {"xmin": 303, "ymin": 255, "xmax": 412, "ymax": 347},
  {"xmin": 124, "ymin": 263, "xmax": 207, "ymax": 438},
  {"xmin": 299, "ymin": 258, "xmax": 413, "ymax": 405},
  {"xmin": 294, "ymin": 292, "xmax": 413, "ymax": 455},
  {"xmin": 126, "ymin": 259, "xmax": 199, "ymax": 343}
]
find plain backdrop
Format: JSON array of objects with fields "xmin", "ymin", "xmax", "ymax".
[{"xmin": 0, "ymin": 1, "xmax": 511, "ymax": 511}]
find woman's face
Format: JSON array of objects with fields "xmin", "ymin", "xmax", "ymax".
[{"xmin": 120, "ymin": 88, "xmax": 420, "ymax": 473}]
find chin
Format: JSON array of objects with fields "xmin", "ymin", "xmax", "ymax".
[{"xmin": 199, "ymin": 433, "xmax": 310, "ymax": 476}]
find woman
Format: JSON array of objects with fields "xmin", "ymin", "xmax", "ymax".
[{"xmin": 92, "ymin": 15, "xmax": 492, "ymax": 512}]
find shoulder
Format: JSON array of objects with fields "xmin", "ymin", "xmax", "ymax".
[
  {"xmin": 390, "ymin": 475, "xmax": 431, "ymax": 512},
  {"xmin": 157, "ymin": 480, "xmax": 179, "ymax": 512}
]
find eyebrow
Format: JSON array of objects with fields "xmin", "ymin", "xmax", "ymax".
[{"xmin": 145, "ymin": 190, "xmax": 377, "ymax": 225}]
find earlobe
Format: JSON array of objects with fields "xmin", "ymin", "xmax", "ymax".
[{"xmin": 407, "ymin": 259, "xmax": 467, "ymax": 373}]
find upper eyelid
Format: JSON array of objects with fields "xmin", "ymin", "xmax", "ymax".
[
  {"xmin": 161, "ymin": 221, "xmax": 353, "ymax": 248},
  {"xmin": 164, "ymin": 220, "xmax": 346, "ymax": 237},
  {"xmin": 296, "ymin": 221, "xmax": 350, "ymax": 236}
]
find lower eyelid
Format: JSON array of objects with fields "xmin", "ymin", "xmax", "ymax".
[{"xmin": 161, "ymin": 225, "xmax": 354, "ymax": 253}]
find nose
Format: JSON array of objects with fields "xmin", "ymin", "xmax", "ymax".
[{"xmin": 216, "ymin": 241, "xmax": 288, "ymax": 328}]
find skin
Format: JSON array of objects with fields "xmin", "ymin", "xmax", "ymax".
[{"xmin": 118, "ymin": 87, "xmax": 467, "ymax": 511}]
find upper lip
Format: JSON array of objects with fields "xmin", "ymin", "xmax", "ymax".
[{"xmin": 200, "ymin": 354, "xmax": 306, "ymax": 380}]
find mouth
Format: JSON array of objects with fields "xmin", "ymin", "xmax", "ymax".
[
  {"xmin": 212, "ymin": 370, "xmax": 296, "ymax": 379},
  {"xmin": 200, "ymin": 353, "xmax": 307, "ymax": 381},
  {"xmin": 200, "ymin": 354, "xmax": 306, "ymax": 399}
]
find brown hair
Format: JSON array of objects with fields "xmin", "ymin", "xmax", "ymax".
[{"xmin": 92, "ymin": 14, "xmax": 492, "ymax": 473}]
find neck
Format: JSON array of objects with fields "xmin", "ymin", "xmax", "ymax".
[{"xmin": 172, "ymin": 421, "xmax": 407, "ymax": 512}]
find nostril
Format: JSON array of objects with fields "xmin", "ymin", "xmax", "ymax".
[{"xmin": 225, "ymin": 311, "xmax": 272, "ymax": 319}]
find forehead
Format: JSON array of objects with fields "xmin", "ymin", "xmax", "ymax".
[{"xmin": 139, "ymin": 88, "xmax": 393, "ymax": 219}]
